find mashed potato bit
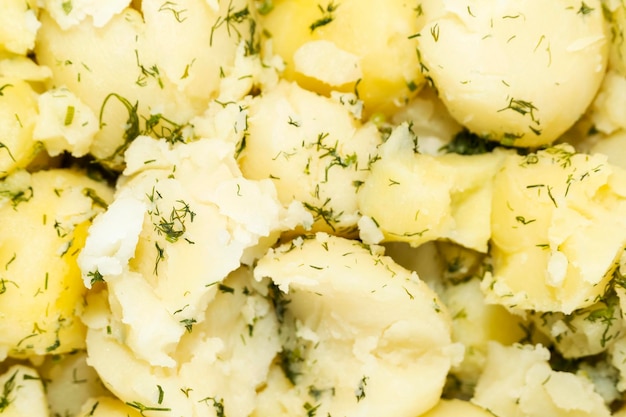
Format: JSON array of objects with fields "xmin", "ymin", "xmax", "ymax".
[
  {"xmin": 358, "ymin": 123, "xmax": 506, "ymax": 251},
  {"xmin": 486, "ymin": 145, "xmax": 626, "ymax": 313},
  {"xmin": 0, "ymin": 169, "xmax": 112, "ymax": 359},
  {"xmin": 253, "ymin": 233, "xmax": 462, "ymax": 417},
  {"xmin": 472, "ymin": 342, "xmax": 611, "ymax": 417},
  {"xmin": 79, "ymin": 135, "xmax": 311, "ymax": 367}
]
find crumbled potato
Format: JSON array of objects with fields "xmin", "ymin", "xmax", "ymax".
[
  {"xmin": 0, "ymin": 1, "xmax": 625, "ymax": 415},
  {"xmin": 0, "ymin": 365, "xmax": 48, "ymax": 416},
  {"xmin": 74, "ymin": 397, "xmax": 143, "ymax": 417},
  {"xmin": 36, "ymin": 350, "xmax": 111, "ymax": 417},
  {"xmin": 0, "ymin": 169, "xmax": 112, "ymax": 358},
  {"xmin": 472, "ymin": 342, "xmax": 611, "ymax": 417},
  {"xmin": 358, "ymin": 123, "xmax": 506, "ymax": 251},
  {"xmin": 0, "ymin": 78, "xmax": 40, "ymax": 176},
  {"xmin": 419, "ymin": 399, "xmax": 495, "ymax": 417},
  {"xmin": 35, "ymin": 0, "xmax": 255, "ymax": 165},
  {"xmin": 252, "ymin": 233, "xmax": 461, "ymax": 417},
  {"xmin": 259, "ymin": 0, "xmax": 427, "ymax": 116},
  {"xmin": 239, "ymin": 80, "xmax": 380, "ymax": 236},
  {"xmin": 0, "ymin": 0, "xmax": 39, "ymax": 55},
  {"xmin": 485, "ymin": 145, "xmax": 626, "ymax": 313}
]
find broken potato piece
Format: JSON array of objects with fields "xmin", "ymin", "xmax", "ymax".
[{"xmin": 0, "ymin": 169, "xmax": 112, "ymax": 358}]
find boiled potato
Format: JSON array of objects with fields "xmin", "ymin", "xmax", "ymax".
[
  {"xmin": 75, "ymin": 397, "xmax": 142, "ymax": 417},
  {"xmin": 78, "ymin": 135, "xmax": 309, "ymax": 367},
  {"xmin": 259, "ymin": 0, "xmax": 427, "ymax": 116},
  {"xmin": 417, "ymin": 0, "xmax": 608, "ymax": 147},
  {"xmin": 252, "ymin": 233, "xmax": 460, "ymax": 417},
  {"xmin": 419, "ymin": 399, "xmax": 495, "ymax": 417},
  {"xmin": 358, "ymin": 123, "xmax": 506, "ymax": 251},
  {"xmin": 35, "ymin": 0, "xmax": 255, "ymax": 166},
  {"xmin": 0, "ymin": 365, "xmax": 48, "ymax": 416},
  {"xmin": 472, "ymin": 342, "xmax": 610, "ymax": 417},
  {"xmin": 486, "ymin": 145, "xmax": 626, "ymax": 313},
  {"xmin": 0, "ymin": 169, "xmax": 112, "ymax": 358},
  {"xmin": 0, "ymin": 78, "xmax": 40, "ymax": 177},
  {"xmin": 239, "ymin": 80, "xmax": 381, "ymax": 236},
  {"xmin": 34, "ymin": 87, "xmax": 99, "ymax": 157},
  {"xmin": 36, "ymin": 350, "xmax": 111, "ymax": 417},
  {"xmin": 0, "ymin": 0, "xmax": 39, "ymax": 55},
  {"xmin": 83, "ymin": 267, "xmax": 282, "ymax": 417}
]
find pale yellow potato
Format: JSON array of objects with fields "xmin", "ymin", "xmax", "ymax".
[
  {"xmin": 239, "ymin": 80, "xmax": 381, "ymax": 236},
  {"xmin": 83, "ymin": 267, "xmax": 282, "ymax": 417},
  {"xmin": 34, "ymin": 87, "xmax": 100, "ymax": 157},
  {"xmin": 252, "ymin": 233, "xmax": 461, "ymax": 417},
  {"xmin": 35, "ymin": 0, "xmax": 255, "ymax": 166},
  {"xmin": 529, "ymin": 292, "xmax": 622, "ymax": 358},
  {"xmin": 41, "ymin": 0, "xmax": 130, "ymax": 30},
  {"xmin": 441, "ymin": 278, "xmax": 527, "ymax": 388},
  {"xmin": 36, "ymin": 350, "xmax": 111, "ymax": 417},
  {"xmin": 0, "ymin": 52, "xmax": 52, "ymax": 82},
  {"xmin": 259, "ymin": 0, "xmax": 427, "ymax": 116},
  {"xmin": 0, "ymin": 169, "xmax": 112, "ymax": 358},
  {"xmin": 417, "ymin": 0, "xmax": 608, "ymax": 147},
  {"xmin": 74, "ymin": 397, "xmax": 142, "ymax": 417},
  {"xmin": 0, "ymin": 0, "xmax": 39, "ymax": 55},
  {"xmin": 472, "ymin": 342, "xmax": 610, "ymax": 417},
  {"xmin": 0, "ymin": 365, "xmax": 48, "ymax": 416},
  {"xmin": 419, "ymin": 399, "xmax": 495, "ymax": 417},
  {"xmin": 358, "ymin": 123, "xmax": 507, "ymax": 251},
  {"xmin": 0, "ymin": 77, "xmax": 40, "ymax": 177},
  {"xmin": 589, "ymin": 70, "xmax": 626, "ymax": 135},
  {"xmin": 78, "ymin": 136, "xmax": 309, "ymax": 367},
  {"xmin": 485, "ymin": 145, "xmax": 626, "ymax": 313},
  {"xmin": 605, "ymin": 0, "xmax": 626, "ymax": 76},
  {"xmin": 591, "ymin": 129, "xmax": 626, "ymax": 169}
]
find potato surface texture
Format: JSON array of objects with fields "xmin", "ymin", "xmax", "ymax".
[
  {"xmin": 260, "ymin": 0, "xmax": 426, "ymax": 115},
  {"xmin": 417, "ymin": 0, "xmax": 608, "ymax": 146},
  {"xmin": 0, "ymin": 169, "xmax": 112, "ymax": 358},
  {"xmin": 1, "ymin": 0, "xmax": 626, "ymax": 416}
]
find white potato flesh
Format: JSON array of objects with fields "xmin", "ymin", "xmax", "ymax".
[
  {"xmin": 485, "ymin": 145, "xmax": 626, "ymax": 313},
  {"xmin": 0, "ymin": 365, "xmax": 48, "ymax": 416},
  {"xmin": 0, "ymin": 0, "xmax": 39, "ymax": 55},
  {"xmin": 259, "ymin": 0, "xmax": 427, "ymax": 116},
  {"xmin": 472, "ymin": 342, "xmax": 611, "ymax": 417},
  {"xmin": 239, "ymin": 80, "xmax": 381, "ymax": 236},
  {"xmin": 420, "ymin": 399, "xmax": 495, "ymax": 417},
  {"xmin": 74, "ymin": 397, "xmax": 143, "ymax": 417},
  {"xmin": 37, "ymin": 351, "xmax": 111, "ymax": 417},
  {"xmin": 34, "ymin": 87, "xmax": 99, "ymax": 157},
  {"xmin": 417, "ymin": 0, "xmax": 608, "ymax": 147},
  {"xmin": 78, "ymin": 135, "xmax": 309, "ymax": 367},
  {"xmin": 84, "ymin": 267, "xmax": 282, "ymax": 417},
  {"xmin": 35, "ymin": 0, "xmax": 254, "ymax": 164},
  {"xmin": 0, "ymin": 78, "xmax": 40, "ymax": 176},
  {"xmin": 252, "ymin": 233, "xmax": 460, "ymax": 417},
  {"xmin": 0, "ymin": 169, "xmax": 112, "ymax": 358},
  {"xmin": 358, "ymin": 123, "xmax": 506, "ymax": 251}
]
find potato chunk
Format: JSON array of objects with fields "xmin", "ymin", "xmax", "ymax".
[
  {"xmin": 0, "ymin": 169, "xmax": 112, "ymax": 358},
  {"xmin": 0, "ymin": 78, "xmax": 39, "ymax": 176},
  {"xmin": 253, "ymin": 233, "xmax": 460, "ymax": 417},
  {"xmin": 417, "ymin": 0, "xmax": 608, "ymax": 147},
  {"xmin": 35, "ymin": 0, "xmax": 255, "ymax": 165},
  {"xmin": 239, "ymin": 80, "xmax": 381, "ymax": 236},
  {"xmin": 260, "ymin": 0, "xmax": 426, "ymax": 116},
  {"xmin": 0, "ymin": 365, "xmax": 48, "ymax": 416},
  {"xmin": 486, "ymin": 145, "xmax": 626, "ymax": 313},
  {"xmin": 358, "ymin": 124, "xmax": 506, "ymax": 251}
]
